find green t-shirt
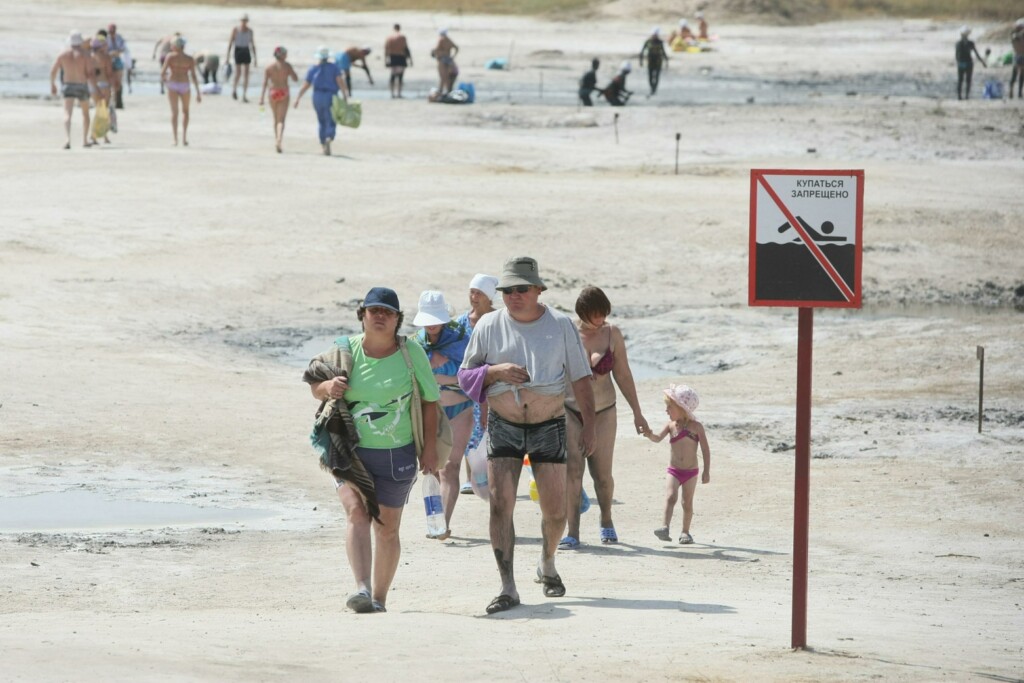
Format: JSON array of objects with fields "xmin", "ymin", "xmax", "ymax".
[{"xmin": 345, "ymin": 334, "xmax": 440, "ymax": 449}]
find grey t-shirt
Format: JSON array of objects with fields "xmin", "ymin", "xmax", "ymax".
[{"xmin": 461, "ymin": 305, "xmax": 591, "ymax": 398}]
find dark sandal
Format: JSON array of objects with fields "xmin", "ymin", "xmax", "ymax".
[
  {"xmin": 535, "ymin": 569, "xmax": 566, "ymax": 598},
  {"xmin": 485, "ymin": 594, "xmax": 520, "ymax": 614}
]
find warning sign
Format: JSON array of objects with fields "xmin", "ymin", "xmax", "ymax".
[{"xmin": 749, "ymin": 169, "xmax": 864, "ymax": 308}]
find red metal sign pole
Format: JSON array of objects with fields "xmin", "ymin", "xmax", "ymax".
[{"xmin": 792, "ymin": 306, "xmax": 813, "ymax": 649}]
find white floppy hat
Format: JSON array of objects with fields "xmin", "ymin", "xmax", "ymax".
[
  {"xmin": 621, "ymin": 60, "xmax": 632, "ymax": 73},
  {"xmin": 664, "ymin": 384, "xmax": 699, "ymax": 420},
  {"xmin": 413, "ymin": 290, "xmax": 452, "ymax": 326},
  {"xmin": 960, "ymin": 25, "xmax": 971, "ymax": 36},
  {"xmin": 69, "ymin": 30, "xmax": 83, "ymax": 46},
  {"xmin": 469, "ymin": 273, "xmax": 498, "ymax": 301},
  {"xmin": 316, "ymin": 45, "xmax": 330, "ymax": 60}
]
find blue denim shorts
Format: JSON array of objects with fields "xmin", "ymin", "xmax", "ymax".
[
  {"xmin": 339, "ymin": 443, "xmax": 418, "ymax": 508},
  {"xmin": 487, "ymin": 412, "xmax": 566, "ymax": 464}
]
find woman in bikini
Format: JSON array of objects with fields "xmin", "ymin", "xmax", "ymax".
[
  {"xmin": 88, "ymin": 36, "xmax": 114, "ymax": 145},
  {"xmin": 647, "ymin": 385, "xmax": 711, "ymax": 544},
  {"xmin": 561, "ymin": 286, "xmax": 651, "ymax": 549},
  {"xmin": 258, "ymin": 46, "xmax": 298, "ymax": 153},
  {"xmin": 412, "ymin": 290, "xmax": 474, "ymax": 539},
  {"xmin": 160, "ymin": 37, "xmax": 201, "ymax": 146}
]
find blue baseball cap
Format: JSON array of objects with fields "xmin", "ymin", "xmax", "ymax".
[{"xmin": 363, "ymin": 287, "xmax": 401, "ymax": 312}]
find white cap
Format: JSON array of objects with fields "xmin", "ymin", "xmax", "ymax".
[
  {"xmin": 469, "ymin": 273, "xmax": 499, "ymax": 301},
  {"xmin": 439, "ymin": 27, "xmax": 448, "ymax": 36},
  {"xmin": 413, "ymin": 290, "xmax": 452, "ymax": 326},
  {"xmin": 679, "ymin": 18, "xmax": 688, "ymax": 27},
  {"xmin": 1017, "ymin": 17, "xmax": 1024, "ymax": 27},
  {"xmin": 621, "ymin": 60, "xmax": 632, "ymax": 73},
  {"xmin": 316, "ymin": 45, "xmax": 330, "ymax": 60},
  {"xmin": 69, "ymin": 30, "xmax": 83, "ymax": 46},
  {"xmin": 960, "ymin": 25, "xmax": 971, "ymax": 36},
  {"xmin": 652, "ymin": 26, "xmax": 660, "ymax": 36}
]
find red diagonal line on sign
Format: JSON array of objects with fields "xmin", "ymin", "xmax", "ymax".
[{"xmin": 758, "ymin": 175, "xmax": 854, "ymax": 302}]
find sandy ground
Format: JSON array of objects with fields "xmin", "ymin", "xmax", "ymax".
[{"xmin": 1, "ymin": 1, "xmax": 1023, "ymax": 681}]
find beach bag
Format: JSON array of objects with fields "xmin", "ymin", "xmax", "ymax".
[
  {"xmin": 92, "ymin": 100, "xmax": 110, "ymax": 139},
  {"xmin": 401, "ymin": 337, "xmax": 453, "ymax": 471},
  {"xmin": 331, "ymin": 96, "xmax": 362, "ymax": 128},
  {"xmin": 456, "ymin": 82, "xmax": 476, "ymax": 103},
  {"xmin": 982, "ymin": 80, "xmax": 1003, "ymax": 100}
]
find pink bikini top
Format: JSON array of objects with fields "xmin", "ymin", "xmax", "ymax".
[{"xmin": 670, "ymin": 428, "xmax": 699, "ymax": 444}]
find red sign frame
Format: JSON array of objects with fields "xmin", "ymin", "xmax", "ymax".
[{"xmin": 749, "ymin": 169, "xmax": 864, "ymax": 309}]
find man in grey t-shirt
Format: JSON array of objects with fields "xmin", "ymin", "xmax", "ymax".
[{"xmin": 459, "ymin": 256, "xmax": 596, "ymax": 615}]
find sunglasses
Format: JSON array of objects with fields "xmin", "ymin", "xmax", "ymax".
[{"xmin": 499, "ymin": 285, "xmax": 532, "ymax": 294}]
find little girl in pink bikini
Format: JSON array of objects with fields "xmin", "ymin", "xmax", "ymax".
[{"xmin": 646, "ymin": 384, "xmax": 711, "ymax": 544}]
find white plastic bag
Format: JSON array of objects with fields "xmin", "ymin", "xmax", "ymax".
[{"xmin": 466, "ymin": 440, "xmax": 489, "ymax": 500}]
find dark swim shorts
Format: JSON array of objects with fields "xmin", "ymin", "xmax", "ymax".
[
  {"xmin": 61, "ymin": 83, "xmax": 89, "ymax": 100},
  {"xmin": 234, "ymin": 46, "xmax": 252, "ymax": 65},
  {"xmin": 487, "ymin": 412, "xmax": 566, "ymax": 464}
]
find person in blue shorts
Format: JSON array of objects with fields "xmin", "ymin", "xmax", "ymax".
[{"xmin": 294, "ymin": 46, "xmax": 349, "ymax": 156}]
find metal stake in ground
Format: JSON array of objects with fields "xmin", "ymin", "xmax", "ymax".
[
  {"xmin": 675, "ymin": 132, "xmax": 681, "ymax": 174},
  {"xmin": 977, "ymin": 345, "xmax": 985, "ymax": 433},
  {"xmin": 614, "ymin": 113, "xmax": 619, "ymax": 144}
]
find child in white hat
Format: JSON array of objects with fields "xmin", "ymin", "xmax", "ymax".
[{"xmin": 646, "ymin": 384, "xmax": 711, "ymax": 544}]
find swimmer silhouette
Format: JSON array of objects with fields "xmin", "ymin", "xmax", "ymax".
[{"xmin": 777, "ymin": 216, "xmax": 847, "ymax": 242}]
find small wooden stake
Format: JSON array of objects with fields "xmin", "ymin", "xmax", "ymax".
[{"xmin": 977, "ymin": 345, "xmax": 984, "ymax": 433}]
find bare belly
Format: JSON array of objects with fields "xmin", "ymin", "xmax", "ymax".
[
  {"xmin": 489, "ymin": 388, "xmax": 564, "ymax": 424},
  {"xmin": 566, "ymin": 373, "xmax": 615, "ymax": 412}
]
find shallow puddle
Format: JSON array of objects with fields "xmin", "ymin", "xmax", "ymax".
[{"xmin": 0, "ymin": 490, "xmax": 275, "ymax": 533}]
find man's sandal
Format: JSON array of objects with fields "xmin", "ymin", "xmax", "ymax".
[
  {"xmin": 535, "ymin": 568, "xmax": 566, "ymax": 598},
  {"xmin": 485, "ymin": 594, "xmax": 520, "ymax": 614}
]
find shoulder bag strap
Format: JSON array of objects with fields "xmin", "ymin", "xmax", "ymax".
[{"xmin": 399, "ymin": 336, "xmax": 425, "ymax": 456}]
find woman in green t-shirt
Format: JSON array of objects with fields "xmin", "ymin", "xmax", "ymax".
[{"xmin": 307, "ymin": 287, "xmax": 441, "ymax": 614}]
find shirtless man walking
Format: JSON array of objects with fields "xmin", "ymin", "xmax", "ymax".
[
  {"xmin": 258, "ymin": 46, "xmax": 298, "ymax": 153},
  {"xmin": 50, "ymin": 30, "xmax": 95, "ymax": 149},
  {"xmin": 459, "ymin": 256, "xmax": 596, "ymax": 615},
  {"xmin": 384, "ymin": 24, "xmax": 412, "ymax": 99}
]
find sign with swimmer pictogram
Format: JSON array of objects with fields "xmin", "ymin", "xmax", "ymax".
[{"xmin": 749, "ymin": 169, "xmax": 864, "ymax": 308}]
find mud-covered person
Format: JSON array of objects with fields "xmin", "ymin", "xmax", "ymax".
[
  {"xmin": 578, "ymin": 57, "xmax": 599, "ymax": 106},
  {"xmin": 458, "ymin": 257, "xmax": 596, "ymax": 615}
]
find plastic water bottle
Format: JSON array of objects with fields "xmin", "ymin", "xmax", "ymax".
[{"xmin": 422, "ymin": 474, "xmax": 446, "ymax": 538}]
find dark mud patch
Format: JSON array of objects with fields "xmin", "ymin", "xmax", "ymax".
[{"xmin": 865, "ymin": 279, "xmax": 1024, "ymax": 312}]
